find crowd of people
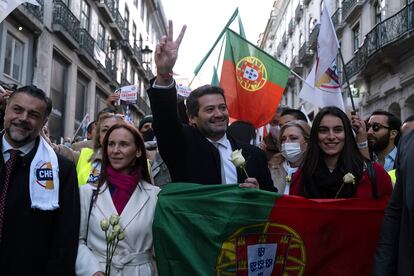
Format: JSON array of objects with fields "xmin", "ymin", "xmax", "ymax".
[{"xmin": 0, "ymin": 20, "xmax": 412, "ymax": 275}]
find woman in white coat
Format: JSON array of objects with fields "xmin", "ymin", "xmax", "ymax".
[{"xmin": 76, "ymin": 122, "xmax": 160, "ymax": 276}]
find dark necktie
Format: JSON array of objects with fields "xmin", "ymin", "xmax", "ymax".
[
  {"xmin": 213, "ymin": 142, "xmax": 226, "ymax": 184},
  {"xmin": 0, "ymin": 149, "xmax": 21, "ymax": 241}
]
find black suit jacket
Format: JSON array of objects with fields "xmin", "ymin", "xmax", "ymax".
[
  {"xmin": 148, "ymin": 81, "xmax": 275, "ymax": 192},
  {"xmin": 0, "ymin": 136, "xmax": 80, "ymax": 275},
  {"xmin": 373, "ymin": 130, "xmax": 414, "ymax": 275}
]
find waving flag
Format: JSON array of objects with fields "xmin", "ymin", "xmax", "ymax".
[
  {"xmin": 299, "ymin": 61, "xmax": 345, "ymax": 110},
  {"xmin": 0, "ymin": 0, "xmax": 39, "ymax": 23},
  {"xmin": 299, "ymin": 2, "xmax": 344, "ymax": 110},
  {"xmin": 220, "ymin": 29, "xmax": 290, "ymax": 128},
  {"xmin": 315, "ymin": 2, "xmax": 340, "ymax": 84},
  {"xmin": 153, "ymin": 183, "xmax": 387, "ymax": 275}
]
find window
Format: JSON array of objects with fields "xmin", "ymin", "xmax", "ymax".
[
  {"xmin": 4, "ymin": 33, "xmax": 24, "ymax": 82},
  {"xmin": 352, "ymin": 23, "xmax": 360, "ymax": 52},
  {"xmin": 132, "ymin": 23, "xmax": 137, "ymax": 46},
  {"xmin": 146, "ymin": 9, "xmax": 150, "ymax": 33},
  {"xmin": 75, "ymin": 73, "xmax": 88, "ymax": 131},
  {"xmin": 131, "ymin": 68, "xmax": 136, "ymax": 84},
  {"xmin": 134, "ymin": 0, "xmax": 138, "ymax": 8},
  {"xmin": 374, "ymin": 0, "xmax": 383, "ymax": 25},
  {"xmin": 308, "ymin": 17, "xmax": 313, "ymax": 34},
  {"xmin": 97, "ymin": 22, "xmax": 106, "ymax": 50},
  {"xmin": 80, "ymin": 0, "xmax": 90, "ymax": 30},
  {"xmin": 299, "ymin": 33, "xmax": 303, "ymax": 46},
  {"xmin": 95, "ymin": 88, "xmax": 107, "ymax": 119},
  {"xmin": 124, "ymin": 6, "xmax": 129, "ymax": 30},
  {"xmin": 49, "ymin": 53, "xmax": 68, "ymax": 141},
  {"xmin": 140, "ymin": 1, "xmax": 145, "ymax": 21}
]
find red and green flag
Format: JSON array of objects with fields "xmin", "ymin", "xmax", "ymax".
[
  {"xmin": 153, "ymin": 183, "xmax": 387, "ymax": 275},
  {"xmin": 220, "ymin": 29, "xmax": 290, "ymax": 128}
]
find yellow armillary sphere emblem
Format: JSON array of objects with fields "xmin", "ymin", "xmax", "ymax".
[{"xmin": 236, "ymin": 56, "xmax": 268, "ymax": 92}]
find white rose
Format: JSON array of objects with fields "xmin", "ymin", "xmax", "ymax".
[
  {"xmin": 109, "ymin": 214, "xmax": 120, "ymax": 226},
  {"xmin": 112, "ymin": 224, "xmax": 122, "ymax": 235},
  {"xmin": 100, "ymin": 219, "xmax": 109, "ymax": 231},
  {"xmin": 343, "ymin": 173, "xmax": 355, "ymax": 184},
  {"xmin": 118, "ymin": 231, "xmax": 126, "ymax": 241},
  {"xmin": 229, "ymin": 149, "xmax": 246, "ymax": 168}
]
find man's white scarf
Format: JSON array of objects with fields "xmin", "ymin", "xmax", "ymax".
[{"xmin": 29, "ymin": 137, "xmax": 60, "ymax": 210}]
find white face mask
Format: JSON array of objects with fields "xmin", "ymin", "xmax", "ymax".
[{"xmin": 281, "ymin": 142, "xmax": 303, "ymax": 163}]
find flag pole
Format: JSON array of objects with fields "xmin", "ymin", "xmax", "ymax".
[
  {"xmin": 290, "ymin": 69, "xmax": 314, "ymax": 89},
  {"xmin": 338, "ymin": 49, "xmax": 356, "ymax": 111},
  {"xmin": 193, "ymin": 8, "xmax": 239, "ymax": 76}
]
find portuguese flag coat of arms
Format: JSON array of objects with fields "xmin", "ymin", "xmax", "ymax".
[
  {"xmin": 220, "ymin": 29, "xmax": 290, "ymax": 128},
  {"xmin": 153, "ymin": 183, "xmax": 387, "ymax": 275}
]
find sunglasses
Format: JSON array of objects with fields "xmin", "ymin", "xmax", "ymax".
[{"xmin": 366, "ymin": 122, "xmax": 391, "ymax": 132}]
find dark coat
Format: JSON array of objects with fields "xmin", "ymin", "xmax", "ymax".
[
  {"xmin": 148, "ymin": 82, "xmax": 275, "ymax": 192},
  {"xmin": 373, "ymin": 130, "xmax": 414, "ymax": 275},
  {"xmin": 0, "ymin": 136, "xmax": 80, "ymax": 275}
]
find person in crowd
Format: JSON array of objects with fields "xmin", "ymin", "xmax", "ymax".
[
  {"xmin": 260, "ymin": 105, "xmax": 289, "ymax": 160},
  {"xmin": 76, "ymin": 112, "xmax": 125, "ymax": 186},
  {"xmin": 269, "ymin": 120, "xmax": 310, "ymax": 194},
  {"xmin": 401, "ymin": 115, "xmax": 414, "ymax": 135},
  {"xmin": 76, "ymin": 122, "xmax": 159, "ymax": 276},
  {"xmin": 373, "ymin": 129, "xmax": 414, "ymax": 275},
  {"xmin": 278, "ymin": 108, "xmax": 308, "ymax": 127},
  {"xmin": 139, "ymin": 115, "xmax": 153, "ymax": 135},
  {"xmin": 0, "ymin": 85, "xmax": 79, "ymax": 274},
  {"xmin": 367, "ymin": 110, "xmax": 401, "ymax": 171},
  {"xmin": 290, "ymin": 106, "xmax": 392, "ymax": 199},
  {"xmin": 71, "ymin": 120, "xmax": 97, "ymax": 151},
  {"xmin": 148, "ymin": 21, "xmax": 274, "ymax": 191},
  {"xmin": 227, "ymin": 120, "xmax": 257, "ymax": 145}
]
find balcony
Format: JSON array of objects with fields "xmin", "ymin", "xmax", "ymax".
[
  {"xmin": 276, "ymin": 42, "xmax": 284, "ymax": 58},
  {"xmin": 11, "ymin": 0, "xmax": 44, "ymax": 34},
  {"xmin": 95, "ymin": 0, "xmax": 115, "ymax": 22},
  {"xmin": 109, "ymin": 9, "xmax": 127, "ymax": 39},
  {"xmin": 52, "ymin": 0, "xmax": 80, "ymax": 49},
  {"xmin": 332, "ymin": 8, "xmax": 345, "ymax": 34},
  {"xmin": 288, "ymin": 18, "xmax": 295, "ymax": 36},
  {"xmin": 121, "ymin": 72, "xmax": 131, "ymax": 86},
  {"xmin": 136, "ymin": 97, "xmax": 151, "ymax": 115},
  {"xmin": 344, "ymin": 2, "xmax": 414, "ymax": 79},
  {"xmin": 342, "ymin": 0, "xmax": 364, "ymax": 22},
  {"xmin": 299, "ymin": 42, "xmax": 314, "ymax": 65},
  {"xmin": 78, "ymin": 29, "xmax": 98, "ymax": 69},
  {"xmin": 308, "ymin": 24, "xmax": 320, "ymax": 50},
  {"xmin": 295, "ymin": 4, "xmax": 303, "ymax": 22},
  {"xmin": 120, "ymin": 39, "xmax": 133, "ymax": 56},
  {"xmin": 282, "ymin": 32, "xmax": 287, "ymax": 46},
  {"xmin": 96, "ymin": 57, "xmax": 111, "ymax": 83},
  {"xmin": 131, "ymin": 44, "xmax": 143, "ymax": 66},
  {"xmin": 290, "ymin": 56, "xmax": 303, "ymax": 74}
]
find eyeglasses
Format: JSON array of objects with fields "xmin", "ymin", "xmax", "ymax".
[{"xmin": 366, "ymin": 122, "xmax": 391, "ymax": 132}]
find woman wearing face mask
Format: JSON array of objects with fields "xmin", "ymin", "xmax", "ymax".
[
  {"xmin": 268, "ymin": 120, "xmax": 310, "ymax": 194},
  {"xmin": 290, "ymin": 106, "xmax": 392, "ymax": 199}
]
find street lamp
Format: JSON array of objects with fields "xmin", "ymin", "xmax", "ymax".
[{"xmin": 141, "ymin": 45, "xmax": 153, "ymax": 70}]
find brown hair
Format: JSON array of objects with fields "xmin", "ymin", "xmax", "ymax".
[{"xmin": 98, "ymin": 122, "xmax": 151, "ymax": 189}]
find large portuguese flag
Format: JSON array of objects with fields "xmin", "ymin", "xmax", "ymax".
[
  {"xmin": 220, "ymin": 29, "xmax": 290, "ymax": 128},
  {"xmin": 153, "ymin": 183, "xmax": 388, "ymax": 275}
]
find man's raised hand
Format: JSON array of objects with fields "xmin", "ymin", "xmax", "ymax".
[{"xmin": 154, "ymin": 20, "xmax": 186, "ymax": 75}]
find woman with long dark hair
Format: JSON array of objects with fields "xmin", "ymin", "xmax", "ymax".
[
  {"xmin": 290, "ymin": 106, "xmax": 392, "ymax": 199},
  {"xmin": 76, "ymin": 122, "xmax": 159, "ymax": 276}
]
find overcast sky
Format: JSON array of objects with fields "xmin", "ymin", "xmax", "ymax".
[{"xmin": 161, "ymin": 0, "xmax": 275, "ymax": 87}]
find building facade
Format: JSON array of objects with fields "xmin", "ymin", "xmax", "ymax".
[
  {"xmin": 0, "ymin": 0, "xmax": 167, "ymax": 142},
  {"xmin": 261, "ymin": 0, "xmax": 414, "ymax": 121}
]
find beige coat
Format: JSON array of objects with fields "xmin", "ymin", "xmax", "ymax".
[{"xmin": 76, "ymin": 181, "xmax": 160, "ymax": 276}]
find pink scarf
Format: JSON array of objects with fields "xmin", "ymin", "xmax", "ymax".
[{"xmin": 106, "ymin": 165, "xmax": 141, "ymax": 214}]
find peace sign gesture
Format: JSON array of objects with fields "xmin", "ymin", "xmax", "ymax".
[{"xmin": 154, "ymin": 20, "xmax": 186, "ymax": 76}]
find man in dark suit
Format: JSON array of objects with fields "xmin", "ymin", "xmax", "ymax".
[
  {"xmin": 0, "ymin": 85, "xmax": 80, "ymax": 275},
  {"xmin": 373, "ymin": 129, "xmax": 414, "ymax": 275},
  {"xmin": 148, "ymin": 21, "xmax": 274, "ymax": 192}
]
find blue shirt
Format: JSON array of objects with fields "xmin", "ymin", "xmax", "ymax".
[{"xmin": 373, "ymin": 146, "xmax": 397, "ymax": 172}]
